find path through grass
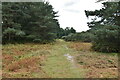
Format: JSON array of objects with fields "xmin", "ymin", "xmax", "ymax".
[
  {"xmin": 42, "ymin": 39, "xmax": 86, "ymax": 78},
  {"xmin": 2, "ymin": 40, "xmax": 118, "ymax": 78}
]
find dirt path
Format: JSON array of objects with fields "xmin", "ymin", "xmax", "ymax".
[{"xmin": 42, "ymin": 39, "xmax": 86, "ymax": 78}]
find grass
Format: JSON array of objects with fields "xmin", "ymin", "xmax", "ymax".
[
  {"xmin": 2, "ymin": 43, "xmax": 51, "ymax": 78},
  {"xmin": 2, "ymin": 40, "xmax": 118, "ymax": 78},
  {"xmin": 42, "ymin": 40, "xmax": 86, "ymax": 78},
  {"xmin": 68, "ymin": 42, "xmax": 118, "ymax": 78}
]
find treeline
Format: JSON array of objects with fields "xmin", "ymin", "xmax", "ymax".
[
  {"xmin": 2, "ymin": 2, "xmax": 76, "ymax": 44},
  {"xmin": 63, "ymin": 2, "xmax": 120, "ymax": 53},
  {"xmin": 2, "ymin": 2, "xmax": 120, "ymax": 53},
  {"xmin": 58, "ymin": 27, "xmax": 76, "ymax": 38}
]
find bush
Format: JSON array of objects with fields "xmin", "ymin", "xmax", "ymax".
[
  {"xmin": 78, "ymin": 32, "xmax": 94, "ymax": 42},
  {"xmin": 92, "ymin": 42, "xmax": 119, "ymax": 53},
  {"xmin": 92, "ymin": 25, "xmax": 120, "ymax": 53},
  {"xmin": 3, "ymin": 28, "xmax": 25, "ymax": 43},
  {"xmin": 33, "ymin": 39, "xmax": 42, "ymax": 43},
  {"xmin": 64, "ymin": 33, "xmax": 76, "ymax": 41},
  {"xmin": 63, "ymin": 32, "xmax": 94, "ymax": 42}
]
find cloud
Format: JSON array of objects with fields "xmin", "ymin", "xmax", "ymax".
[
  {"xmin": 64, "ymin": 0, "xmax": 80, "ymax": 7},
  {"xmin": 63, "ymin": 9, "xmax": 80, "ymax": 13},
  {"xmin": 64, "ymin": 2, "xmax": 77, "ymax": 7},
  {"xmin": 48, "ymin": 0, "xmax": 103, "ymax": 32},
  {"xmin": 64, "ymin": 2, "xmax": 75, "ymax": 6}
]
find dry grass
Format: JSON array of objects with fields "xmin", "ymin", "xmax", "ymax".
[
  {"xmin": 2, "ymin": 41, "xmax": 118, "ymax": 78},
  {"xmin": 2, "ymin": 43, "xmax": 51, "ymax": 78},
  {"xmin": 68, "ymin": 42, "xmax": 92, "ymax": 52},
  {"xmin": 68, "ymin": 42, "xmax": 118, "ymax": 78},
  {"xmin": 6, "ymin": 57, "xmax": 40, "ymax": 72}
]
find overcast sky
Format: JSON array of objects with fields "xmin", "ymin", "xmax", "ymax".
[{"xmin": 47, "ymin": 0, "xmax": 103, "ymax": 32}]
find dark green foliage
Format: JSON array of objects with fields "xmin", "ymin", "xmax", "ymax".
[
  {"xmin": 92, "ymin": 25, "xmax": 120, "ymax": 52},
  {"xmin": 63, "ymin": 31, "xmax": 94, "ymax": 42},
  {"xmin": 77, "ymin": 32, "xmax": 94, "ymax": 42},
  {"xmin": 57, "ymin": 27, "xmax": 76, "ymax": 38},
  {"xmin": 85, "ymin": 2, "xmax": 120, "ymax": 53},
  {"xmin": 33, "ymin": 39, "xmax": 42, "ymax": 43},
  {"xmin": 64, "ymin": 27, "xmax": 76, "ymax": 36},
  {"xmin": 2, "ymin": 2, "xmax": 61, "ymax": 44},
  {"xmin": 62, "ymin": 33, "xmax": 76, "ymax": 41},
  {"xmin": 3, "ymin": 27, "xmax": 25, "ymax": 43}
]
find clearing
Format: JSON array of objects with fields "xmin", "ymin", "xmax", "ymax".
[{"xmin": 2, "ymin": 39, "xmax": 118, "ymax": 78}]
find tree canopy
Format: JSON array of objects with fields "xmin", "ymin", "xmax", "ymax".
[
  {"xmin": 85, "ymin": 2, "xmax": 120, "ymax": 52},
  {"xmin": 2, "ymin": 2, "xmax": 77, "ymax": 44},
  {"xmin": 2, "ymin": 2, "xmax": 61, "ymax": 43}
]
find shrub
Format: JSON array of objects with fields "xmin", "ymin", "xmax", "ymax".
[
  {"xmin": 33, "ymin": 39, "xmax": 42, "ymax": 43},
  {"xmin": 63, "ymin": 32, "xmax": 94, "ymax": 42},
  {"xmin": 92, "ymin": 25, "xmax": 120, "ymax": 53}
]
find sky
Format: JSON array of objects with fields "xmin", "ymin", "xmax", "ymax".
[{"xmin": 46, "ymin": 0, "xmax": 104, "ymax": 32}]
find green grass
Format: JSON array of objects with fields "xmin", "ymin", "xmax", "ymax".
[{"xmin": 42, "ymin": 40, "xmax": 86, "ymax": 78}]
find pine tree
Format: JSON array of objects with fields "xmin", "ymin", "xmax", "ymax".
[
  {"xmin": 85, "ymin": 2, "xmax": 120, "ymax": 52},
  {"xmin": 2, "ymin": 2, "xmax": 61, "ymax": 43}
]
